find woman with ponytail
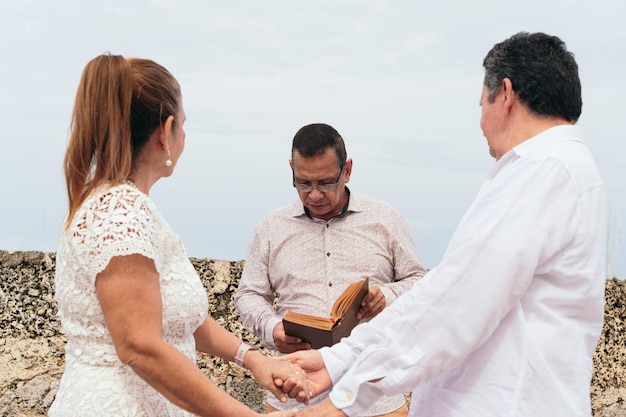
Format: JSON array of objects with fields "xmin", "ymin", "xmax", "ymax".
[{"xmin": 49, "ymin": 54, "xmax": 306, "ymax": 417}]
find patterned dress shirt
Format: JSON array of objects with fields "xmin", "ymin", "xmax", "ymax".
[{"xmin": 235, "ymin": 190, "xmax": 427, "ymax": 415}]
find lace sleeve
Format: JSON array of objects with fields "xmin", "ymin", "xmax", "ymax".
[{"xmin": 80, "ymin": 186, "xmax": 161, "ymax": 283}]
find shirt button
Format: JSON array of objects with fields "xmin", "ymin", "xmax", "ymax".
[
  {"xmin": 346, "ymin": 392, "xmax": 353, "ymax": 401},
  {"xmin": 328, "ymin": 282, "xmax": 333, "ymax": 287},
  {"xmin": 326, "ymin": 252, "xmax": 331, "ymax": 257}
]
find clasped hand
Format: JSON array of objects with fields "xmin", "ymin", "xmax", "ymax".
[
  {"xmin": 248, "ymin": 355, "xmax": 311, "ymax": 405},
  {"xmin": 267, "ymin": 351, "xmax": 349, "ymax": 417},
  {"xmin": 252, "ymin": 350, "xmax": 329, "ymax": 404},
  {"xmin": 273, "ymin": 350, "xmax": 332, "ymax": 403}
]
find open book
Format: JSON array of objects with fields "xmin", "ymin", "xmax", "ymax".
[{"xmin": 282, "ymin": 277, "xmax": 369, "ymax": 349}]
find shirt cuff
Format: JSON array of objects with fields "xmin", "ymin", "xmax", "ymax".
[
  {"xmin": 328, "ymin": 380, "xmax": 385, "ymax": 416},
  {"xmin": 320, "ymin": 343, "xmax": 357, "ymax": 385},
  {"xmin": 264, "ymin": 316, "xmax": 283, "ymax": 350},
  {"xmin": 323, "ymin": 341, "xmax": 387, "ymax": 415},
  {"xmin": 378, "ymin": 286, "xmax": 397, "ymax": 305}
]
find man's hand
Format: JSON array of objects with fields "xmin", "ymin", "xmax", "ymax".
[
  {"xmin": 297, "ymin": 397, "xmax": 347, "ymax": 416},
  {"xmin": 274, "ymin": 322, "xmax": 312, "ymax": 353},
  {"xmin": 246, "ymin": 352, "xmax": 311, "ymax": 405},
  {"xmin": 278, "ymin": 350, "xmax": 332, "ymax": 400},
  {"xmin": 357, "ymin": 285, "xmax": 386, "ymax": 320}
]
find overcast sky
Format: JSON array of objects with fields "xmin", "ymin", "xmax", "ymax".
[{"xmin": 1, "ymin": 0, "xmax": 624, "ymax": 278}]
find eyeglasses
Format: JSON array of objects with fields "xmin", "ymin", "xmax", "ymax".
[{"xmin": 292, "ymin": 164, "xmax": 345, "ymax": 193}]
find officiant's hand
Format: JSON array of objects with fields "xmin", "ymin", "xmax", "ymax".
[
  {"xmin": 357, "ymin": 285, "xmax": 386, "ymax": 320},
  {"xmin": 273, "ymin": 322, "xmax": 312, "ymax": 354}
]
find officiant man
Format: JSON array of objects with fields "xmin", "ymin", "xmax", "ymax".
[{"xmin": 235, "ymin": 122, "xmax": 427, "ymax": 416}]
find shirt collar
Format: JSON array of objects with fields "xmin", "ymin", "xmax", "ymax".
[
  {"xmin": 290, "ymin": 187, "xmax": 361, "ymax": 220},
  {"xmin": 512, "ymin": 124, "xmax": 584, "ymax": 157},
  {"xmin": 487, "ymin": 124, "xmax": 584, "ymax": 180}
]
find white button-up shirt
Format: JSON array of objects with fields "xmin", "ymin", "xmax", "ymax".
[{"xmin": 322, "ymin": 125, "xmax": 607, "ymax": 417}]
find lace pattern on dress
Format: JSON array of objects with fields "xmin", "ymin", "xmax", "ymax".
[{"xmin": 50, "ymin": 183, "xmax": 208, "ymax": 417}]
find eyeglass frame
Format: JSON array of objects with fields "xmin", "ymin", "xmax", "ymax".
[{"xmin": 292, "ymin": 163, "xmax": 345, "ymax": 193}]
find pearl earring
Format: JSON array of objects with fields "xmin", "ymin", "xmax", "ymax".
[{"xmin": 165, "ymin": 150, "xmax": 172, "ymax": 167}]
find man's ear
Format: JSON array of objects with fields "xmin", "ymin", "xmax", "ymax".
[
  {"xmin": 501, "ymin": 78, "xmax": 517, "ymax": 113},
  {"xmin": 343, "ymin": 158, "xmax": 353, "ymax": 183}
]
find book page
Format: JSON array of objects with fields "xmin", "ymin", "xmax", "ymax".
[
  {"xmin": 331, "ymin": 278, "xmax": 368, "ymax": 319},
  {"xmin": 283, "ymin": 310, "xmax": 337, "ymax": 330}
]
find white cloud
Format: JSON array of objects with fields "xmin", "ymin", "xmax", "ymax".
[{"xmin": 1, "ymin": 0, "xmax": 624, "ymax": 276}]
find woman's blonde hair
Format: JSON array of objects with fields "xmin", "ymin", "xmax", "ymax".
[{"xmin": 63, "ymin": 53, "xmax": 180, "ymax": 229}]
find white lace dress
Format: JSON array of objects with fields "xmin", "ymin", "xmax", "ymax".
[{"xmin": 49, "ymin": 183, "xmax": 208, "ymax": 417}]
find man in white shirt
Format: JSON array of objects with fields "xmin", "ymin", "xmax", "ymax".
[{"xmin": 281, "ymin": 32, "xmax": 607, "ymax": 417}]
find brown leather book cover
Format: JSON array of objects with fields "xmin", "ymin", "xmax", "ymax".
[{"xmin": 282, "ymin": 278, "xmax": 369, "ymax": 349}]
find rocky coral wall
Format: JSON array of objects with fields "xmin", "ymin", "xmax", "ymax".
[
  {"xmin": 0, "ymin": 251, "xmax": 266, "ymax": 416},
  {"xmin": 1, "ymin": 250, "xmax": 625, "ymax": 416}
]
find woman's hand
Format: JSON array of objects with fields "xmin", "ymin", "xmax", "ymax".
[
  {"xmin": 278, "ymin": 350, "xmax": 331, "ymax": 400},
  {"xmin": 246, "ymin": 351, "xmax": 312, "ymax": 404}
]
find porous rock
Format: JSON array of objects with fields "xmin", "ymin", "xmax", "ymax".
[{"xmin": 0, "ymin": 250, "xmax": 625, "ymax": 416}]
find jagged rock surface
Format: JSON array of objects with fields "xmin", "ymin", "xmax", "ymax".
[{"xmin": 0, "ymin": 250, "xmax": 625, "ymax": 416}]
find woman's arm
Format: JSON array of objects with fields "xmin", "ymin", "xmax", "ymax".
[
  {"xmin": 95, "ymin": 253, "xmax": 264, "ymax": 417},
  {"xmin": 194, "ymin": 314, "xmax": 311, "ymax": 404}
]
